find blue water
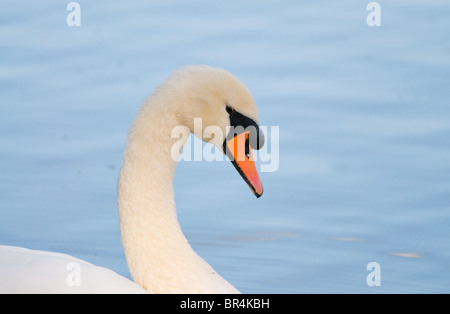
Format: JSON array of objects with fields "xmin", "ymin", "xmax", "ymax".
[{"xmin": 1, "ymin": 0, "xmax": 449, "ymax": 293}]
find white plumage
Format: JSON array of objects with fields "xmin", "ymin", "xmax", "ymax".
[{"xmin": 0, "ymin": 245, "xmax": 146, "ymax": 294}]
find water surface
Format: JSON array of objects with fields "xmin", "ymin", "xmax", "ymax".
[{"xmin": 1, "ymin": 0, "xmax": 449, "ymax": 293}]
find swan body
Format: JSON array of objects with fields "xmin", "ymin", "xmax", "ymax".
[
  {"xmin": 0, "ymin": 245, "xmax": 146, "ymax": 294},
  {"xmin": 0, "ymin": 65, "xmax": 264, "ymax": 294}
]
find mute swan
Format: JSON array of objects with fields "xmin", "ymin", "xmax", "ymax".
[{"xmin": 0, "ymin": 65, "xmax": 264, "ymax": 294}]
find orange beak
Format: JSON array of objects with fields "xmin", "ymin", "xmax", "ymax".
[{"xmin": 224, "ymin": 131, "xmax": 263, "ymax": 198}]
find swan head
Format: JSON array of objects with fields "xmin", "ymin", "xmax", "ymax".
[{"xmin": 159, "ymin": 65, "xmax": 265, "ymax": 197}]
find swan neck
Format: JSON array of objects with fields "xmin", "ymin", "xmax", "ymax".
[{"xmin": 117, "ymin": 100, "xmax": 239, "ymax": 293}]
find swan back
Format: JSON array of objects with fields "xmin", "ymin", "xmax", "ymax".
[{"xmin": 0, "ymin": 245, "xmax": 147, "ymax": 294}]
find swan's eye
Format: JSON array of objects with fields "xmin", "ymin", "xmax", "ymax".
[{"xmin": 226, "ymin": 105, "xmax": 235, "ymax": 115}]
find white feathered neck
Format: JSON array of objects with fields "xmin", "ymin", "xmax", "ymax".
[{"xmin": 117, "ymin": 67, "xmax": 242, "ymax": 294}]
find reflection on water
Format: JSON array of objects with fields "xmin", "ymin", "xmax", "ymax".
[
  {"xmin": 1, "ymin": 1, "xmax": 449, "ymax": 293},
  {"xmin": 390, "ymin": 252, "xmax": 421, "ymax": 259}
]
